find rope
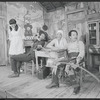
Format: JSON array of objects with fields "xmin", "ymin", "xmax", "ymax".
[{"xmin": 67, "ymin": 62, "xmax": 100, "ymax": 82}]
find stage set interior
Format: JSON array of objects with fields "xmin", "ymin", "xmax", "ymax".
[{"xmin": 0, "ymin": 2, "xmax": 100, "ymax": 98}]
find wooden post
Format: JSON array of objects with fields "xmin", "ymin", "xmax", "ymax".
[
  {"xmin": 65, "ymin": 6, "xmax": 69, "ymax": 41},
  {"xmin": 35, "ymin": 50, "xmax": 39, "ymax": 71},
  {"xmin": 32, "ymin": 60, "xmax": 35, "ymax": 77},
  {"xmin": 24, "ymin": 62, "xmax": 27, "ymax": 74}
]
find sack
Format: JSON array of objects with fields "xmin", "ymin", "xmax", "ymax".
[{"xmin": 36, "ymin": 66, "xmax": 50, "ymax": 79}]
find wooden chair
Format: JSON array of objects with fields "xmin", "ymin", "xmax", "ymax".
[
  {"xmin": 58, "ymin": 56, "xmax": 100, "ymax": 88},
  {"xmin": 23, "ymin": 41, "xmax": 36, "ymax": 76},
  {"xmin": 57, "ymin": 57, "xmax": 85, "ymax": 87},
  {"xmin": 23, "ymin": 40, "xmax": 50, "ymax": 76},
  {"xmin": 24, "ymin": 60, "xmax": 35, "ymax": 76}
]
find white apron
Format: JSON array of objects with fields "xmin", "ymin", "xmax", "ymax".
[{"xmin": 9, "ymin": 27, "xmax": 25, "ymax": 55}]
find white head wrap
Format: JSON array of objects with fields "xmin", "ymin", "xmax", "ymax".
[{"xmin": 56, "ymin": 30, "xmax": 63, "ymax": 37}]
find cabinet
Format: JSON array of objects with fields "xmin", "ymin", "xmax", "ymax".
[
  {"xmin": 88, "ymin": 21, "xmax": 100, "ymax": 45},
  {"xmin": 88, "ymin": 20, "xmax": 100, "ymax": 68},
  {"xmin": 86, "ymin": 11, "xmax": 100, "ymax": 68}
]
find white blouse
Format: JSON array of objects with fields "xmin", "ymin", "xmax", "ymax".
[{"xmin": 46, "ymin": 38, "xmax": 67, "ymax": 50}]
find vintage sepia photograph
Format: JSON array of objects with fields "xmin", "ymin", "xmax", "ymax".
[{"xmin": 0, "ymin": 1, "xmax": 100, "ymax": 98}]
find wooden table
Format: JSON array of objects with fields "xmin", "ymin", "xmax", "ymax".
[{"xmin": 35, "ymin": 49, "xmax": 67, "ymax": 70}]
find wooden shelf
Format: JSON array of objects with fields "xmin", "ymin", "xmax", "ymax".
[
  {"xmin": 87, "ymin": 13, "xmax": 100, "ymax": 22},
  {"xmin": 90, "ymin": 38, "xmax": 96, "ymax": 39},
  {"xmin": 89, "ymin": 45, "xmax": 100, "ymax": 49},
  {"xmin": 67, "ymin": 18, "xmax": 86, "ymax": 24},
  {"xmin": 66, "ymin": 8, "xmax": 85, "ymax": 15}
]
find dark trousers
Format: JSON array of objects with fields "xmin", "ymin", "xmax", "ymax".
[
  {"xmin": 10, "ymin": 51, "xmax": 34, "ymax": 74},
  {"xmin": 52, "ymin": 52, "xmax": 81, "ymax": 87},
  {"xmin": 52, "ymin": 63, "xmax": 80, "ymax": 87},
  {"xmin": 52, "ymin": 65, "xmax": 60, "ymax": 85},
  {"xmin": 10, "ymin": 50, "xmax": 46, "ymax": 74}
]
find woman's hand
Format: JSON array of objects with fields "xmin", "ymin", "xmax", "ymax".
[
  {"xmin": 43, "ymin": 48, "xmax": 52, "ymax": 52},
  {"xmin": 51, "ymin": 47, "xmax": 59, "ymax": 51}
]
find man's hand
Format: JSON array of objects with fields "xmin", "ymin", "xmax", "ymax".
[
  {"xmin": 69, "ymin": 63, "xmax": 79, "ymax": 69},
  {"xmin": 37, "ymin": 45, "xmax": 42, "ymax": 50},
  {"xmin": 76, "ymin": 57, "xmax": 82, "ymax": 64}
]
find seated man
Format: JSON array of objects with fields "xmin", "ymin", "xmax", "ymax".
[
  {"xmin": 46, "ymin": 30, "xmax": 85, "ymax": 95},
  {"xmin": 39, "ymin": 24, "xmax": 51, "ymax": 42},
  {"xmin": 8, "ymin": 31, "xmax": 49, "ymax": 78}
]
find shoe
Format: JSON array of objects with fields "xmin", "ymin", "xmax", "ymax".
[
  {"xmin": 73, "ymin": 86, "xmax": 80, "ymax": 94},
  {"xmin": 8, "ymin": 73, "xmax": 19, "ymax": 78},
  {"xmin": 46, "ymin": 73, "xmax": 52, "ymax": 79},
  {"xmin": 46, "ymin": 82, "xmax": 59, "ymax": 89}
]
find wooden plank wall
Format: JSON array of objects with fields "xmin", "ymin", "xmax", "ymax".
[{"xmin": 0, "ymin": 2, "xmax": 7, "ymax": 65}]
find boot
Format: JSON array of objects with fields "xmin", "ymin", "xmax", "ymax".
[
  {"xmin": 73, "ymin": 86, "xmax": 80, "ymax": 94},
  {"xmin": 46, "ymin": 82, "xmax": 59, "ymax": 89},
  {"xmin": 8, "ymin": 72, "xmax": 19, "ymax": 78}
]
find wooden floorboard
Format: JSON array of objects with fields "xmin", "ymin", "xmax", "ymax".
[
  {"xmin": 55, "ymin": 75, "xmax": 93, "ymax": 98},
  {"xmin": 0, "ymin": 88, "xmax": 6, "ymax": 98},
  {"xmin": 7, "ymin": 79, "xmax": 40, "ymax": 98},
  {"xmin": 79, "ymin": 81, "xmax": 96, "ymax": 98},
  {"xmin": 95, "ymin": 73, "xmax": 100, "ymax": 98},
  {"xmin": 96, "ymin": 89, "xmax": 100, "ymax": 98},
  {"xmin": 55, "ymin": 86, "xmax": 74, "ymax": 98},
  {"xmin": 22, "ymin": 79, "xmax": 51, "ymax": 98},
  {"xmin": 86, "ymin": 82, "xmax": 100, "ymax": 98},
  {"xmin": 44, "ymin": 84, "xmax": 67, "ymax": 98},
  {"xmin": 0, "ymin": 66, "xmax": 100, "ymax": 98},
  {"xmin": 35, "ymin": 86, "xmax": 57, "ymax": 98},
  {"xmin": 1, "ymin": 76, "xmax": 33, "ymax": 91},
  {"xmin": 68, "ymin": 75, "xmax": 94, "ymax": 98},
  {"xmin": 13, "ymin": 79, "xmax": 50, "ymax": 98}
]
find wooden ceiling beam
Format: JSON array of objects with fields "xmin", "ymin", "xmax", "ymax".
[
  {"xmin": 50, "ymin": 2, "xmax": 56, "ymax": 10},
  {"xmin": 60, "ymin": 2, "xmax": 65, "ymax": 8},
  {"xmin": 47, "ymin": 6, "xmax": 64, "ymax": 13},
  {"xmin": 38, "ymin": 2, "xmax": 72, "ymax": 13},
  {"xmin": 38, "ymin": 2, "xmax": 47, "ymax": 12}
]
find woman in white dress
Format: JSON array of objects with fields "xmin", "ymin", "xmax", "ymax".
[
  {"xmin": 46, "ymin": 30, "xmax": 68, "ymax": 76},
  {"xmin": 8, "ymin": 19, "xmax": 25, "ymax": 71},
  {"xmin": 8, "ymin": 19, "xmax": 25, "ymax": 55}
]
